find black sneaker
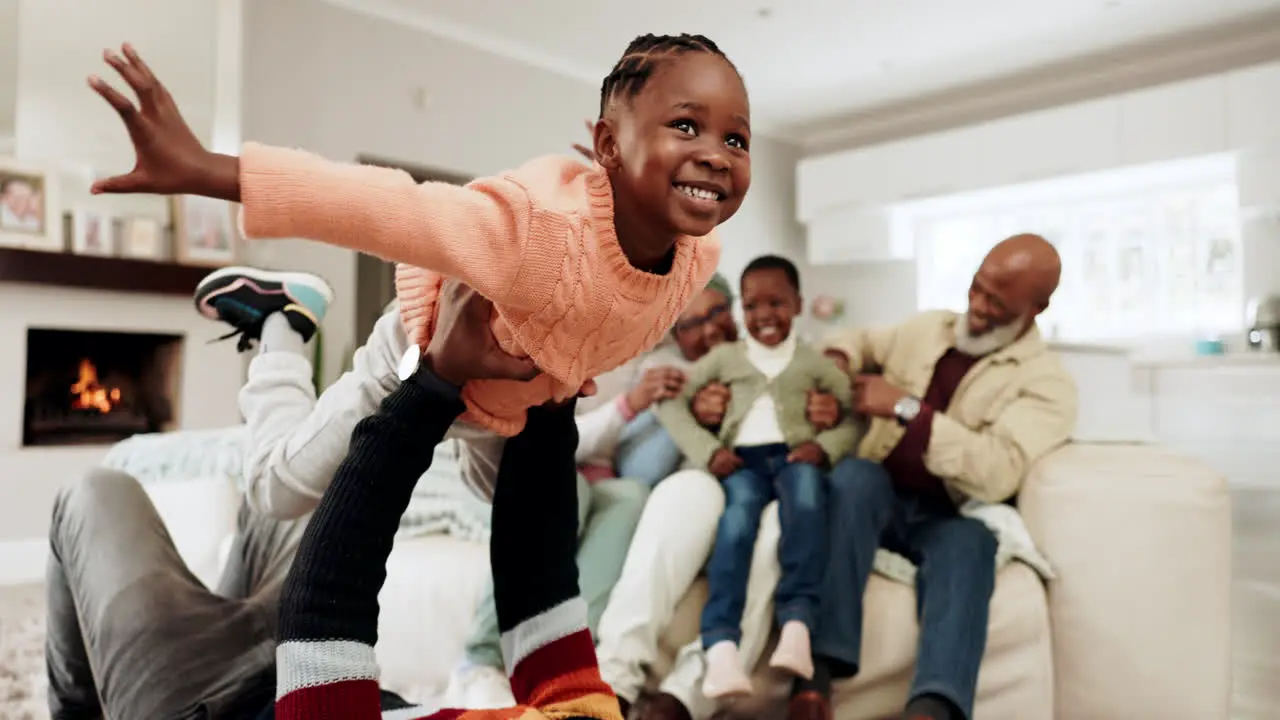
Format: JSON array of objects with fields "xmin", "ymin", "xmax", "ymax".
[{"xmin": 194, "ymin": 266, "xmax": 334, "ymax": 351}]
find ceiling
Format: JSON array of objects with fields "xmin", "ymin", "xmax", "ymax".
[{"xmin": 329, "ymin": 0, "xmax": 1280, "ymax": 132}]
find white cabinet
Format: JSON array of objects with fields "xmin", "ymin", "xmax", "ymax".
[
  {"xmin": 805, "ymin": 203, "xmax": 901, "ymax": 265},
  {"xmin": 796, "ymin": 144, "xmax": 898, "ymax": 221},
  {"xmin": 1226, "ymin": 61, "xmax": 1280, "ymax": 149},
  {"xmin": 975, "ymin": 98, "xmax": 1120, "ymax": 183},
  {"xmin": 1116, "ymin": 76, "xmax": 1228, "ymax": 166},
  {"xmin": 795, "ymin": 67, "xmax": 1279, "ymax": 226},
  {"xmin": 797, "ymin": 98, "xmax": 1122, "ymax": 222}
]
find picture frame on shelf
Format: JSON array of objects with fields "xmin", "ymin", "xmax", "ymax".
[
  {"xmin": 119, "ymin": 216, "xmax": 166, "ymax": 261},
  {"xmin": 0, "ymin": 157, "xmax": 62, "ymax": 252},
  {"xmin": 68, "ymin": 207, "xmax": 118, "ymax": 257},
  {"xmin": 170, "ymin": 195, "xmax": 239, "ymax": 267}
]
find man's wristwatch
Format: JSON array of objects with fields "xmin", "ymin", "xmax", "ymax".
[
  {"xmin": 398, "ymin": 345, "xmax": 462, "ymax": 399},
  {"xmin": 893, "ymin": 395, "xmax": 922, "ymax": 426}
]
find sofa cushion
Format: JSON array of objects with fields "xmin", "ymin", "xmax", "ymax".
[{"xmin": 660, "ymin": 563, "xmax": 1054, "ymax": 719}]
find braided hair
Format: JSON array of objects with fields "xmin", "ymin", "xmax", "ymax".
[{"xmin": 598, "ymin": 33, "xmax": 738, "ymax": 118}]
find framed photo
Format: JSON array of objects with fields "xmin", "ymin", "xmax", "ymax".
[
  {"xmin": 170, "ymin": 195, "xmax": 239, "ymax": 266},
  {"xmin": 0, "ymin": 158, "xmax": 61, "ymax": 252},
  {"xmin": 69, "ymin": 207, "xmax": 117, "ymax": 256},
  {"xmin": 119, "ymin": 217, "xmax": 165, "ymax": 261}
]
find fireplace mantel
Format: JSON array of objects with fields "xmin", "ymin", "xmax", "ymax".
[{"xmin": 0, "ymin": 247, "xmax": 211, "ymax": 296}]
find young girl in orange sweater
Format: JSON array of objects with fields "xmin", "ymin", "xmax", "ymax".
[{"xmin": 87, "ymin": 35, "xmax": 750, "ymax": 498}]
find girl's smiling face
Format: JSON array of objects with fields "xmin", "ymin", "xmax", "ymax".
[{"xmin": 595, "ymin": 51, "xmax": 752, "ymax": 256}]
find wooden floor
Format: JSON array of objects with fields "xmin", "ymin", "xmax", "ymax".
[{"xmin": 1230, "ymin": 487, "xmax": 1280, "ymax": 719}]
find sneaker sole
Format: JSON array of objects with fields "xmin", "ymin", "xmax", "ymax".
[{"xmin": 195, "ymin": 266, "xmax": 335, "ymax": 321}]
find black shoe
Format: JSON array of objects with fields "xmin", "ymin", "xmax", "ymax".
[{"xmin": 194, "ymin": 266, "xmax": 334, "ymax": 351}]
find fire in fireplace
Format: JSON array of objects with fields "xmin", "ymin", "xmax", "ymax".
[{"xmin": 23, "ymin": 328, "xmax": 184, "ymax": 447}]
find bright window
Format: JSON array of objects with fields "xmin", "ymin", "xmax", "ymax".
[{"xmin": 892, "ymin": 154, "xmax": 1244, "ymax": 343}]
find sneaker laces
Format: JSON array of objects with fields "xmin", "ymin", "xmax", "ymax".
[
  {"xmin": 207, "ymin": 297, "xmax": 266, "ymax": 353},
  {"xmin": 211, "ymin": 318, "xmax": 264, "ymax": 353}
]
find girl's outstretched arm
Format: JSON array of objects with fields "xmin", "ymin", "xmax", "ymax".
[
  {"xmin": 238, "ymin": 143, "xmax": 531, "ymax": 304},
  {"xmin": 89, "ymin": 43, "xmax": 532, "ymax": 306}
]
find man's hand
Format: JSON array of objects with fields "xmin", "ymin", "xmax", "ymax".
[
  {"xmin": 805, "ymin": 390, "xmax": 841, "ymax": 432},
  {"xmin": 424, "ymin": 280, "xmax": 540, "ymax": 386},
  {"xmin": 708, "ymin": 448, "xmax": 743, "ymax": 478},
  {"xmin": 786, "ymin": 441, "xmax": 828, "ymax": 467},
  {"xmin": 692, "ymin": 382, "xmax": 731, "ymax": 427},
  {"xmin": 823, "ymin": 348, "xmax": 852, "ymax": 376},
  {"xmin": 853, "ymin": 374, "xmax": 908, "ymax": 418},
  {"xmin": 627, "ymin": 366, "xmax": 686, "ymax": 413}
]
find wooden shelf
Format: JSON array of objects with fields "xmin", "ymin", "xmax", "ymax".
[{"xmin": 0, "ymin": 247, "xmax": 211, "ymax": 296}]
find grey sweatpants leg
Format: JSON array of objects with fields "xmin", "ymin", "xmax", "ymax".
[{"xmin": 45, "ymin": 468, "xmax": 309, "ymax": 720}]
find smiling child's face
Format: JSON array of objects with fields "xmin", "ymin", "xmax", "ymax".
[
  {"xmin": 602, "ymin": 52, "xmax": 752, "ymax": 244},
  {"xmin": 741, "ymin": 267, "xmax": 800, "ymax": 347}
]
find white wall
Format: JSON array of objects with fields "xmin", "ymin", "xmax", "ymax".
[{"xmin": 0, "ymin": 0, "xmax": 17, "ymax": 143}]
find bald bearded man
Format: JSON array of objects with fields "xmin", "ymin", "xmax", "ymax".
[{"xmin": 774, "ymin": 234, "xmax": 1078, "ymax": 720}]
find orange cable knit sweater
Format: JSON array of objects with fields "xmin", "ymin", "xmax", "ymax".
[{"xmin": 238, "ymin": 144, "xmax": 721, "ymax": 436}]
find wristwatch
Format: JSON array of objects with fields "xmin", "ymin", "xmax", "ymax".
[
  {"xmin": 397, "ymin": 345, "xmax": 462, "ymax": 400},
  {"xmin": 893, "ymin": 395, "xmax": 922, "ymax": 426}
]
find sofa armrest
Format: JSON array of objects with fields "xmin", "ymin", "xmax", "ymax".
[{"xmin": 1019, "ymin": 443, "xmax": 1232, "ymax": 719}]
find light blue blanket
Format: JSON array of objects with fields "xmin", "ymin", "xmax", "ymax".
[{"xmin": 101, "ymin": 427, "xmax": 490, "ymax": 540}]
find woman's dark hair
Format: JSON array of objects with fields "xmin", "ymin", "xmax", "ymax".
[{"xmin": 598, "ymin": 33, "xmax": 737, "ymax": 118}]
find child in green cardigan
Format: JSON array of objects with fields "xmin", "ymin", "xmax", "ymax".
[{"xmin": 656, "ymin": 255, "xmax": 859, "ymax": 700}]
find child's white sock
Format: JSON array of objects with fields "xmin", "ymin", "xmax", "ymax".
[
  {"xmin": 260, "ymin": 311, "xmax": 306, "ymax": 356},
  {"xmin": 702, "ymin": 639, "xmax": 754, "ymax": 699},
  {"xmin": 769, "ymin": 619, "xmax": 815, "ymax": 679}
]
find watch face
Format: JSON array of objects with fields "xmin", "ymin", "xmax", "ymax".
[
  {"xmin": 397, "ymin": 346, "xmax": 421, "ymax": 382},
  {"xmin": 896, "ymin": 396, "xmax": 921, "ymax": 420}
]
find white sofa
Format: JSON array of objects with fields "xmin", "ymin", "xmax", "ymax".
[{"xmin": 157, "ymin": 441, "xmax": 1232, "ymax": 719}]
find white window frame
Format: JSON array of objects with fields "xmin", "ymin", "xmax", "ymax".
[{"xmin": 890, "ymin": 154, "xmax": 1245, "ymax": 344}]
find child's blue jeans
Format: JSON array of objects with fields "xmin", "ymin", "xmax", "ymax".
[{"xmin": 700, "ymin": 442, "xmax": 827, "ymax": 648}]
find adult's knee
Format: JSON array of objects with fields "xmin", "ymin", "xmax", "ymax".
[
  {"xmin": 829, "ymin": 458, "xmax": 894, "ymax": 502},
  {"xmin": 633, "ymin": 469, "xmax": 725, "ymax": 540},
  {"xmin": 932, "ymin": 517, "xmax": 998, "ymax": 565},
  {"xmin": 647, "ymin": 469, "xmax": 724, "ymax": 512},
  {"xmin": 53, "ymin": 468, "xmax": 144, "ymax": 530}
]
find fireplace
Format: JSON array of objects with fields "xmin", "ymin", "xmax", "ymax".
[{"xmin": 23, "ymin": 328, "xmax": 183, "ymax": 446}]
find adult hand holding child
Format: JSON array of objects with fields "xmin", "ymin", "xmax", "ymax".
[
  {"xmin": 423, "ymin": 279, "xmax": 599, "ymax": 398},
  {"xmin": 627, "ymin": 367, "xmax": 686, "ymax": 412},
  {"xmin": 707, "ymin": 448, "xmax": 743, "ymax": 478},
  {"xmin": 785, "ymin": 441, "xmax": 827, "ymax": 466},
  {"xmin": 423, "ymin": 279, "xmax": 541, "ymax": 386},
  {"xmin": 692, "ymin": 381, "xmax": 731, "ymax": 426}
]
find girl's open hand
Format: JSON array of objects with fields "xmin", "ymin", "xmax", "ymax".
[{"xmin": 88, "ymin": 44, "xmax": 234, "ymax": 199}]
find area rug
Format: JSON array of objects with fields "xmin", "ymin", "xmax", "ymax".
[{"xmin": 0, "ymin": 583, "xmax": 49, "ymax": 720}]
